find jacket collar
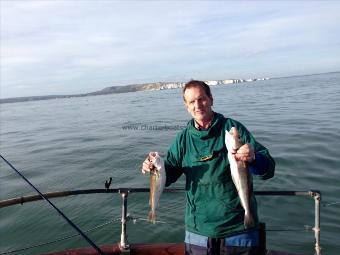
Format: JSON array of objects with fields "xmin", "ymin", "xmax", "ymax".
[{"xmin": 188, "ymin": 112, "xmax": 224, "ymax": 139}]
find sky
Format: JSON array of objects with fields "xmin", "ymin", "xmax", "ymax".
[{"xmin": 1, "ymin": 1, "xmax": 340, "ymax": 99}]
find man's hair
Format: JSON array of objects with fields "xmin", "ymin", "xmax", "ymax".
[{"xmin": 182, "ymin": 80, "xmax": 212, "ymax": 102}]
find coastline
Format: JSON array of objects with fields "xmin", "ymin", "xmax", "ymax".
[{"xmin": 0, "ymin": 78, "xmax": 267, "ymax": 104}]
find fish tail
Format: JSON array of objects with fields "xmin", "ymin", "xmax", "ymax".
[
  {"xmin": 244, "ymin": 211, "xmax": 255, "ymax": 229},
  {"xmin": 148, "ymin": 210, "xmax": 156, "ymax": 224}
]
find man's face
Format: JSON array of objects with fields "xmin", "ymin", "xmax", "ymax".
[{"xmin": 183, "ymin": 86, "xmax": 213, "ymax": 123}]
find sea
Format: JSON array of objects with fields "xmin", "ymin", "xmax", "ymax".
[{"xmin": 0, "ymin": 72, "xmax": 339, "ymax": 255}]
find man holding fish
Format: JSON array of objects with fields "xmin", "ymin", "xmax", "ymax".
[{"xmin": 142, "ymin": 80, "xmax": 275, "ymax": 255}]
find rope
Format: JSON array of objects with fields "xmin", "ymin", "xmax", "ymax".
[
  {"xmin": 323, "ymin": 201, "xmax": 340, "ymax": 207},
  {"xmin": 0, "ymin": 214, "xmax": 167, "ymax": 255},
  {"xmin": 0, "ymin": 219, "xmax": 118, "ymax": 255},
  {"xmin": 266, "ymin": 225, "xmax": 314, "ymax": 232}
]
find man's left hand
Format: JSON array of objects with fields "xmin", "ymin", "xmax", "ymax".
[{"xmin": 235, "ymin": 143, "xmax": 255, "ymax": 163}]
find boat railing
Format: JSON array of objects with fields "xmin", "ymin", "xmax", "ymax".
[{"xmin": 0, "ymin": 188, "xmax": 322, "ymax": 255}]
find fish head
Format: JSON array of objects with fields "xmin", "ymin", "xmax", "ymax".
[
  {"xmin": 148, "ymin": 152, "xmax": 163, "ymax": 173},
  {"xmin": 225, "ymin": 127, "xmax": 241, "ymax": 153}
]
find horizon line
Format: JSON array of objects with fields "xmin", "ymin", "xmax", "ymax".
[{"xmin": 1, "ymin": 70, "xmax": 339, "ymax": 101}]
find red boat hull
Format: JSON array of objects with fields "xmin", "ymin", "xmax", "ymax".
[
  {"xmin": 42, "ymin": 243, "xmax": 310, "ymax": 255},
  {"xmin": 43, "ymin": 243, "xmax": 185, "ymax": 255}
]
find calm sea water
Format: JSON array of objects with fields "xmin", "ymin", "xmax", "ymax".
[{"xmin": 0, "ymin": 72, "xmax": 339, "ymax": 254}]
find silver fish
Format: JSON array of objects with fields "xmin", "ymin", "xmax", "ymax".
[
  {"xmin": 225, "ymin": 127, "xmax": 255, "ymax": 229},
  {"xmin": 148, "ymin": 152, "xmax": 166, "ymax": 223}
]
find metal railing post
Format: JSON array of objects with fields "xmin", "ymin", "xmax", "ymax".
[
  {"xmin": 119, "ymin": 189, "xmax": 130, "ymax": 254},
  {"xmin": 310, "ymin": 191, "xmax": 322, "ymax": 255}
]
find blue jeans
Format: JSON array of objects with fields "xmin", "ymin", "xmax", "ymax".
[{"xmin": 184, "ymin": 230, "xmax": 264, "ymax": 255}]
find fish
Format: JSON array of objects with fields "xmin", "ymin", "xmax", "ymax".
[
  {"xmin": 147, "ymin": 152, "xmax": 166, "ymax": 223},
  {"xmin": 225, "ymin": 127, "xmax": 255, "ymax": 229}
]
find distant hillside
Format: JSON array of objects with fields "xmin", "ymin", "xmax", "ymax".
[{"xmin": 87, "ymin": 81, "xmax": 186, "ymax": 96}]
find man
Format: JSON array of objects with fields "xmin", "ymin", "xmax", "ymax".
[{"xmin": 142, "ymin": 80, "xmax": 275, "ymax": 255}]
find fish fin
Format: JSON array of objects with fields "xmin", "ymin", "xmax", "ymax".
[
  {"xmin": 148, "ymin": 210, "xmax": 156, "ymax": 224},
  {"xmin": 244, "ymin": 212, "xmax": 255, "ymax": 229}
]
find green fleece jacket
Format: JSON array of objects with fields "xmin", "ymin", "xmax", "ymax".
[{"xmin": 164, "ymin": 112, "xmax": 275, "ymax": 238}]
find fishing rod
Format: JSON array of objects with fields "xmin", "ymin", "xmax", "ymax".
[{"xmin": 0, "ymin": 154, "xmax": 106, "ymax": 255}]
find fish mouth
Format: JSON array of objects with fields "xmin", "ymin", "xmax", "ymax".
[
  {"xmin": 148, "ymin": 152, "xmax": 160, "ymax": 164},
  {"xmin": 149, "ymin": 152, "xmax": 158, "ymax": 158}
]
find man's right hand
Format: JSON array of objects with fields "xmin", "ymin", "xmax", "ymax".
[{"xmin": 142, "ymin": 153, "xmax": 154, "ymax": 174}]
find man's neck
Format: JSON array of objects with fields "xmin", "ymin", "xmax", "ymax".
[{"xmin": 194, "ymin": 112, "xmax": 214, "ymax": 130}]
